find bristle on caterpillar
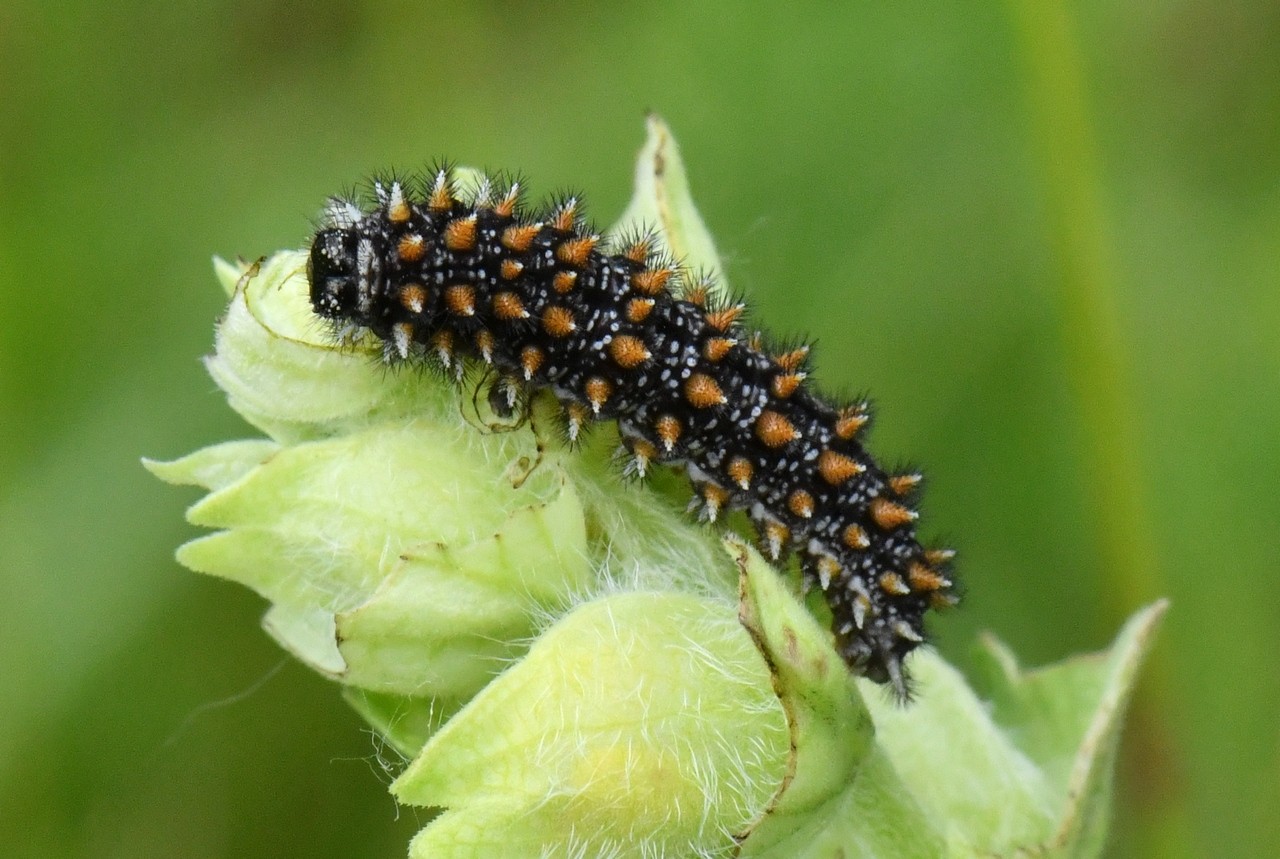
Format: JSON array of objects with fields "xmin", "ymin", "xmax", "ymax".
[{"xmin": 307, "ymin": 170, "xmax": 957, "ymax": 699}]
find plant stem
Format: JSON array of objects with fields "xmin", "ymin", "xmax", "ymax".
[{"xmin": 1005, "ymin": 3, "xmax": 1190, "ymax": 855}]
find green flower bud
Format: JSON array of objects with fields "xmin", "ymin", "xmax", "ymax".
[
  {"xmin": 148, "ymin": 249, "xmax": 595, "ymax": 705},
  {"xmin": 393, "ymin": 588, "xmax": 789, "ymax": 857},
  {"xmin": 149, "ymin": 116, "xmax": 1165, "ymax": 857}
]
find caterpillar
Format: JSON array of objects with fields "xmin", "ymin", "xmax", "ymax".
[{"xmin": 307, "ymin": 168, "xmax": 957, "ymax": 697}]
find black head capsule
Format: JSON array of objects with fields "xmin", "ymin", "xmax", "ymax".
[{"xmin": 308, "ymin": 227, "xmax": 363, "ymax": 320}]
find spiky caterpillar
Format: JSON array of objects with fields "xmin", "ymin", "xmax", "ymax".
[{"xmin": 307, "ymin": 169, "xmax": 957, "ymax": 696}]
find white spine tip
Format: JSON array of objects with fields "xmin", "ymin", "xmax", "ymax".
[
  {"xmin": 893, "ymin": 620, "xmax": 924, "ymax": 643},
  {"xmin": 853, "ymin": 598, "xmax": 869, "ymax": 630},
  {"xmin": 631, "ymin": 456, "xmax": 648, "ymax": 479}
]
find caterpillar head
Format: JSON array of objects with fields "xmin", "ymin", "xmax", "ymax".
[{"xmin": 308, "ymin": 226, "xmax": 372, "ymax": 322}]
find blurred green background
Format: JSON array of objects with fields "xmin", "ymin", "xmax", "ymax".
[{"xmin": 2, "ymin": 1, "xmax": 1276, "ymax": 856}]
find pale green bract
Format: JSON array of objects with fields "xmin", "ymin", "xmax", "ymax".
[{"xmin": 146, "ymin": 116, "xmax": 1166, "ymax": 858}]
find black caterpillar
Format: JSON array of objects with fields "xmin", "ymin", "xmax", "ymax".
[{"xmin": 307, "ymin": 169, "xmax": 957, "ymax": 696}]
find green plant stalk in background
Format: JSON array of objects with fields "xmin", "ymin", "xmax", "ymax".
[
  {"xmin": 147, "ymin": 118, "xmax": 1166, "ymax": 858},
  {"xmin": 1006, "ymin": 5, "xmax": 1182, "ymax": 853}
]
